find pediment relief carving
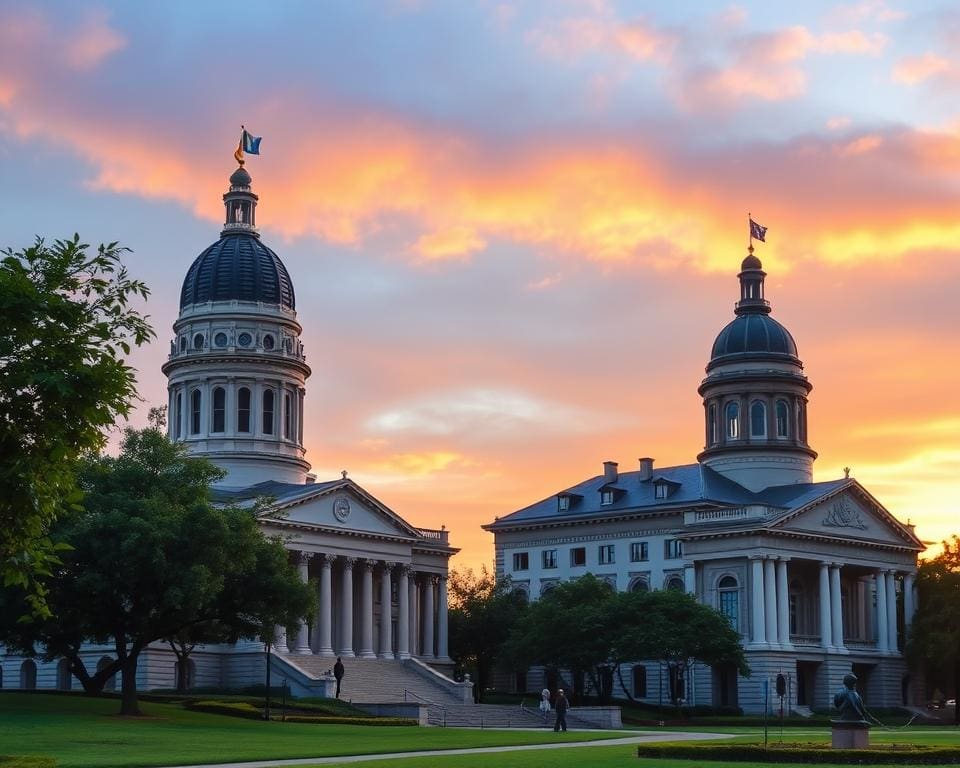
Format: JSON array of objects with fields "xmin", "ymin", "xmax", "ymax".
[
  {"xmin": 775, "ymin": 491, "xmax": 904, "ymax": 545},
  {"xmin": 822, "ymin": 498, "xmax": 867, "ymax": 530}
]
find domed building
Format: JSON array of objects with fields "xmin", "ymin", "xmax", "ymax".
[{"xmin": 485, "ymin": 250, "xmax": 924, "ymax": 714}]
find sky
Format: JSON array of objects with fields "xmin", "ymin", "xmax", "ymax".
[{"xmin": 2, "ymin": 0, "xmax": 958, "ymax": 572}]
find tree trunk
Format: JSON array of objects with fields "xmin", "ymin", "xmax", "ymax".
[
  {"xmin": 954, "ymin": 657, "xmax": 959, "ymax": 726},
  {"xmin": 119, "ymin": 649, "xmax": 141, "ymax": 716}
]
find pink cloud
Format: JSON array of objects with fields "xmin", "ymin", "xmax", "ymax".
[
  {"xmin": 65, "ymin": 9, "xmax": 126, "ymax": 70},
  {"xmin": 892, "ymin": 53, "xmax": 952, "ymax": 85}
]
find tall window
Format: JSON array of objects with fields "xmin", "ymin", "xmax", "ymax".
[
  {"xmin": 776, "ymin": 399, "xmax": 789, "ymax": 437},
  {"xmin": 212, "ymin": 387, "xmax": 225, "ymax": 433},
  {"xmin": 725, "ymin": 401, "xmax": 740, "ymax": 439},
  {"xmin": 542, "ymin": 549, "xmax": 558, "ymax": 569},
  {"xmin": 633, "ymin": 665, "xmax": 647, "ymax": 697},
  {"xmin": 174, "ymin": 393, "xmax": 182, "ymax": 439},
  {"xmin": 630, "ymin": 541, "xmax": 648, "ymax": 562},
  {"xmin": 284, "ymin": 392, "xmax": 292, "ymax": 439},
  {"xmin": 262, "ymin": 390, "xmax": 274, "ymax": 434},
  {"xmin": 665, "ymin": 539, "xmax": 682, "ymax": 559},
  {"xmin": 750, "ymin": 400, "xmax": 766, "ymax": 438},
  {"xmin": 190, "ymin": 390, "xmax": 201, "ymax": 435},
  {"xmin": 512, "ymin": 552, "xmax": 529, "ymax": 571},
  {"xmin": 599, "ymin": 544, "xmax": 615, "ymax": 565},
  {"xmin": 570, "ymin": 547, "xmax": 586, "ymax": 567},
  {"xmin": 708, "ymin": 403, "xmax": 718, "ymax": 445},
  {"xmin": 718, "ymin": 576, "xmax": 739, "ymax": 628},
  {"xmin": 237, "ymin": 387, "xmax": 251, "ymax": 433}
]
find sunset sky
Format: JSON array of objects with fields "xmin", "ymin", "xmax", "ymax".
[{"xmin": 2, "ymin": 1, "xmax": 958, "ymax": 571}]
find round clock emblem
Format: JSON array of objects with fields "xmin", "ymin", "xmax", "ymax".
[{"xmin": 333, "ymin": 496, "xmax": 351, "ymax": 522}]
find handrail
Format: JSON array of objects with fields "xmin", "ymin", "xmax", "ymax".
[{"xmin": 405, "ymin": 688, "xmax": 447, "ymax": 727}]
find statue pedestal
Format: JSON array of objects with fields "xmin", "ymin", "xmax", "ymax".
[{"xmin": 831, "ymin": 720, "xmax": 870, "ymax": 749}]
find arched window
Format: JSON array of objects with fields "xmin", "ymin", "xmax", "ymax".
[
  {"xmin": 192, "ymin": 333, "xmax": 204, "ymax": 350},
  {"xmin": 263, "ymin": 334, "xmax": 275, "ymax": 350},
  {"xmin": 718, "ymin": 575, "xmax": 739, "ymax": 628},
  {"xmin": 666, "ymin": 575, "xmax": 685, "ymax": 592},
  {"xmin": 19, "ymin": 660, "xmax": 37, "ymax": 690},
  {"xmin": 630, "ymin": 578, "xmax": 649, "ymax": 593},
  {"xmin": 776, "ymin": 400, "xmax": 789, "ymax": 438},
  {"xmin": 725, "ymin": 402, "xmax": 740, "ymax": 440},
  {"xmin": 212, "ymin": 387, "xmax": 225, "ymax": 433},
  {"xmin": 750, "ymin": 400, "xmax": 767, "ymax": 438},
  {"xmin": 284, "ymin": 392, "xmax": 292, "ymax": 439},
  {"xmin": 179, "ymin": 336, "xmax": 187, "ymax": 353},
  {"xmin": 262, "ymin": 390, "xmax": 274, "ymax": 435},
  {"xmin": 190, "ymin": 390, "xmax": 201, "ymax": 435},
  {"xmin": 174, "ymin": 393, "xmax": 182, "ymax": 440},
  {"xmin": 57, "ymin": 658, "xmax": 72, "ymax": 691},
  {"xmin": 97, "ymin": 657, "xmax": 116, "ymax": 692},
  {"xmin": 708, "ymin": 403, "xmax": 718, "ymax": 445},
  {"xmin": 237, "ymin": 387, "xmax": 251, "ymax": 433}
]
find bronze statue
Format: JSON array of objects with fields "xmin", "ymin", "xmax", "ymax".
[{"xmin": 833, "ymin": 673, "xmax": 869, "ymax": 724}]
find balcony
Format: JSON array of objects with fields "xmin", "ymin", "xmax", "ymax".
[{"xmin": 416, "ymin": 527, "xmax": 449, "ymax": 545}]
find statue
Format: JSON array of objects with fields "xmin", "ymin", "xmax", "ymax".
[{"xmin": 833, "ymin": 673, "xmax": 869, "ymax": 723}]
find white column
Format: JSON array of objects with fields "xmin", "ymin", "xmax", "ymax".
[
  {"xmin": 437, "ymin": 575, "xmax": 449, "ymax": 661},
  {"xmin": 408, "ymin": 571, "xmax": 419, "ymax": 656},
  {"xmin": 359, "ymin": 560, "xmax": 376, "ymax": 658},
  {"xmin": 776, "ymin": 558, "xmax": 790, "ymax": 647},
  {"xmin": 683, "ymin": 564, "xmax": 696, "ymax": 595},
  {"xmin": 830, "ymin": 564, "xmax": 844, "ymax": 649},
  {"xmin": 422, "ymin": 575, "xmax": 436, "ymax": 659},
  {"xmin": 294, "ymin": 552, "xmax": 312, "ymax": 653},
  {"xmin": 764, "ymin": 557, "xmax": 778, "ymax": 646},
  {"xmin": 338, "ymin": 557, "xmax": 355, "ymax": 657},
  {"xmin": 379, "ymin": 562, "xmax": 394, "ymax": 658},
  {"xmin": 819, "ymin": 561, "xmax": 832, "ymax": 649},
  {"xmin": 903, "ymin": 572, "xmax": 916, "ymax": 630},
  {"xmin": 875, "ymin": 569, "xmax": 889, "ymax": 652},
  {"xmin": 317, "ymin": 555, "xmax": 334, "ymax": 656},
  {"xmin": 274, "ymin": 623, "xmax": 288, "ymax": 654},
  {"xmin": 397, "ymin": 566, "xmax": 411, "ymax": 659},
  {"xmin": 750, "ymin": 556, "xmax": 766, "ymax": 645},
  {"xmin": 885, "ymin": 570, "xmax": 898, "ymax": 652}
]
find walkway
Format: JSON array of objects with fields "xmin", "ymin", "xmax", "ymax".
[{"xmin": 160, "ymin": 729, "xmax": 732, "ymax": 768}]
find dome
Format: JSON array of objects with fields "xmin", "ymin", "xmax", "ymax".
[
  {"xmin": 179, "ymin": 233, "xmax": 296, "ymax": 310},
  {"xmin": 229, "ymin": 166, "xmax": 252, "ymax": 187},
  {"xmin": 741, "ymin": 254, "xmax": 762, "ymax": 270},
  {"xmin": 710, "ymin": 313, "xmax": 798, "ymax": 361}
]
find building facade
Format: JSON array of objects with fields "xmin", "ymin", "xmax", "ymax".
[{"xmin": 484, "ymin": 251, "xmax": 923, "ymax": 714}]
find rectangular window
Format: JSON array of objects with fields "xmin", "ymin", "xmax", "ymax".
[
  {"xmin": 558, "ymin": 495, "xmax": 570, "ymax": 511},
  {"xmin": 665, "ymin": 539, "xmax": 682, "ymax": 559},
  {"xmin": 542, "ymin": 549, "xmax": 558, "ymax": 569},
  {"xmin": 512, "ymin": 552, "xmax": 529, "ymax": 571},
  {"xmin": 630, "ymin": 541, "xmax": 648, "ymax": 562},
  {"xmin": 599, "ymin": 544, "xmax": 615, "ymax": 565},
  {"xmin": 655, "ymin": 483, "xmax": 668, "ymax": 499},
  {"xmin": 601, "ymin": 490, "xmax": 614, "ymax": 506},
  {"xmin": 570, "ymin": 547, "xmax": 586, "ymax": 567},
  {"xmin": 719, "ymin": 590, "xmax": 739, "ymax": 628}
]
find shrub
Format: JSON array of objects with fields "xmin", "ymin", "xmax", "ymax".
[
  {"xmin": 636, "ymin": 744, "xmax": 960, "ymax": 765},
  {"xmin": 0, "ymin": 759, "xmax": 57, "ymax": 768}
]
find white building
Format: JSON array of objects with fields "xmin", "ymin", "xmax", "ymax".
[{"xmin": 484, "ymin": 251, "xmax": 924, "ymax": 714}]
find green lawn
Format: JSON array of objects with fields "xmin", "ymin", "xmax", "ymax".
[{"xmin": 0, "ymin": 693, "xmax": 620, "ymax": 768}]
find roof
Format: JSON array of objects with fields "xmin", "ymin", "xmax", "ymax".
[
  {"xmin": 710, "ymin": 313, "xmax": 798, "ymax": 361},
  {"xmin": 211, "ymin": 479, "xmax": 340, "ymax": 505}
]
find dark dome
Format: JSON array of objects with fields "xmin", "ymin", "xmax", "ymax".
[
  {"xmin": 741, "ymin": 254, "xmax": 762, "ymax": 270},
  {"xmin": 180, "ymin": 233, "xmax": 295, "ymax": 310},
  {"xmin": 710, "ymin": 313, "xmax": 797, "ymax": 361},
  {"xmin": 230, "ymin": 167, "xmax": 252, "ymax": 187}
]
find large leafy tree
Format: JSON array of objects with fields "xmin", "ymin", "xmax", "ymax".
[
  {"xmin": 0, "ymin": 236, "xmax": 153, "ymax": 614},
  {"xmin": 907, "ymin": 537, "xmax": 960, "ymax": 724},
  {"xmin": 448, "ymin": 566, "xmax": 528, "ymax": 703},
  {"xmin": 0, "ymin": 428, "xmax": 314, "ymax": 716}
]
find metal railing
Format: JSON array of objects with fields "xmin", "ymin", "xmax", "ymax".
[{"xmin": 404, "ymin": 688, "xmax": 447, "ymax": 726}]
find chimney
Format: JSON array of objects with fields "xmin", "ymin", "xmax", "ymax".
[
  {"xmin": 603, "ymin": 461, "xmax": 618, "ymax": 484},
  {"xmin": 638, "ymin": 457, "xmax": 654, "ymax": 482}
]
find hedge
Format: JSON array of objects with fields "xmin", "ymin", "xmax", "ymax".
[
  {"xmin": 185, "ymin": 701, "xmax": 416, "ymax": 726},
  {"xmin": 0, "ymin": 758, "xmax": 57, "ymax": 768},
  {"xmin": 636, "ymin": 744, "xmax": 960, "ymax": 765}
]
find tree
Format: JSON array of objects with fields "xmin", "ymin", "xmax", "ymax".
[
  {"xmin": 448, "ymin": 566, "xmax": 528, "ymax": 702},
  {"xmin": 907, "ymin": 537, "xmax": 960, "ymax": 725},
  {"xmin": 0, "ymin": 236, "xmax": 153, "ymax": 614},
  {"xmin": 0, "ymin": 428, "xmax": 314, "ymax": 715}
]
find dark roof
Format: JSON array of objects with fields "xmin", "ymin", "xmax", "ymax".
[
  {"xmin": 212, "ymin": 479, "xmax": 339, "ymax": 505},
  {"xmin": 710, "ymin": 313, "xmax": 798, "ymax": 361},
  {"xmin": 180, "ymin": 233, "xmax": 296, "ymax": 310}
]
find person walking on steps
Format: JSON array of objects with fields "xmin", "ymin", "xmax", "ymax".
[
  {"xmin": 554, "ymin": 688, "xmax": 569, "ymax": 732},
  {"xmin": 334, "ymin": 657, "xmax": 345, "ymax": 699}
]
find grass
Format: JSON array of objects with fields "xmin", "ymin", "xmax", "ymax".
[{"xmin": 0, "ymin": 693, "xmax": 621, "ymax": 768}]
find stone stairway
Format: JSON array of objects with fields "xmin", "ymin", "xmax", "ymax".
[{"xmin": 428, "ymin": 703, "xmax": 605, "ymax": 728}]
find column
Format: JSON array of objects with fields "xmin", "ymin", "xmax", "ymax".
[
  {"xmin": 830, "ymin": 563, "xmax": 844, "ymax": 649},
  {"xmin": 421, "ymin": 575, "xmax": 436, "ymax": 658},
  {"xmin": 903, "ymin": 572, "xmax": 916, "ymax": 630},
  {"xmin": 764, "ymin": 557, "xmax": 778, "ymax": 645},
  {"xmin": 776, "ymin": 558, "xmax": 790, "ymax": 647},
  {"xmin": 294, "ymin": 552, "xmax": 312, "ymax": 654},
  {"xmin": 379, "ymin": 562, "xmax": 394, "ymax": 658},
  {"xmin": 317, "ymin": 555, "xmax": 334, "ymax": 656},
  {"xmin": 338, "ymin": 557, "xmax": 355, "ymax": 657},
  {"xmin": 397, "ymin": 565, "xmax": 411, "ymax": 659},
  {"xmin": 408, "ymin": 571, "xmax": 419, "ymax": 656},
  {"xmin": 750, "ymin": 556, "xmax": 766, "ymax": 645},
  {"xmin": 683, "ymin": 564, "xmax": 696, "ymax": 595},
  {"xmin": 437, "ymin": 575, "xmax": 449, "ymax": 661},
  {"xmin": 875, "ymin": 569, "xmax": 888, "ymax": 652},
  {"xmin": 819, "ymin": 561, "xmax": 832, "ymax": 650},
  {"xmin": 274, "ymin": 623, "xmax": 288, "ymax": 654},
  {"xmin": 359, "ymin": 560, "xmax": 376, "ymax": 658},
  {"xmin": 885, "ymin": 570, "xmax": 898, "ymax": 652}
]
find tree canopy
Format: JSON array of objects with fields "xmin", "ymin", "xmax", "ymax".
[
  {"xmin": 0, "ymin": 236, "xmax": 153, "ymax": 614},
  {"xmin": 0, "ymin": 428, "xmax": 315, "ymax": 715}
]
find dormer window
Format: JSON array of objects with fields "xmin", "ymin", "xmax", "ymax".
[
  {"xmin": 558, "ymin": 495, "xmax": 570, "ymax": 512},
  {"xmin": 655, "ymin": 482, "xmax": 668, "ymax": 499},
  {"xmin": 601, "ymin": 490, "xmax": 614, "ymax": 506}
]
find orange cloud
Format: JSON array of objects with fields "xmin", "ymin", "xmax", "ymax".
[
  {"xmin": 65, "ymin": 9, "xmax": 126, "ymax": 70},
  {"xmin": 892, "ymin": 53, "xmax": 951, "ymax": 85}
]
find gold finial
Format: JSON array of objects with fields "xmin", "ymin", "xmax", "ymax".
[{"xmin": 843, "ymin": 466, "xmax": 851, "ymax": 479}]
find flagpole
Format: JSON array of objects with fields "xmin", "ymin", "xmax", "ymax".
[{"xmin": 748, "ymin": 212, "xmax": 753, "ymax": 254}]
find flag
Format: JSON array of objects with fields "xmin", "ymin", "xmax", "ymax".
[
  {"xmin": 749, "ymin": 218, "xmax": 767, "ymax": 243},
  {"xmin": 233, "ymin": 127, "xmax": 262, "ymax": 164}
]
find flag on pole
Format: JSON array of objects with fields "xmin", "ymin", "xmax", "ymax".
[
  {"xmin": 233, "ymin": 126, "xmax": 262, "ymax": 165},
  {"xmin": 749, "ymin": 218, "xmax": 767, "ymax": 243}
]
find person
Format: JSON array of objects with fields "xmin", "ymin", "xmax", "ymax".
[
  {"xmin": 539, "ymin": 687, "xmax": 551, "ymax": 720},
  {"xmin": 554, "ymin": 688, "xmax": 569, "ymax": 732},
  {"xmin": 333, "ymin": 657, "xmax": 345, "ymax": 699},
  {"xmin": 833, "ymin": 673, "xmax": 869, "ymax": 723}
]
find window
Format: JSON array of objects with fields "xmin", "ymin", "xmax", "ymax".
[
  {"xmin": 654, "ymin": 482, "xmax": 668, "ymax": 499},
  {"xmin": 666, "ymin": 575, "xmax": 685, "ymax": 591},
  {"xmin": 665, "ymin": 539, "xmax": 682, "ymax": 559},
  {"xmin": 262, "ymin": 389, "xmax": 274, "ymax": 434},
  {"xmin": 558, "ymin": 495, "xmax": 570, "ymax": 511},
  {"xmin": 726, "ymin": 401, "xmax": 740, "ymax": 439},
  {"xmin": 512, "ymin": 552, "xmax": 529, "ymax": 571},
  {"xmin": 599, "ymin": 544, "xmax": 615, "ymax": 565},
  {"xmin": 630, "ymin": 541, "xmax": 649, "ymax": 562},
  {"xmin": 718, "ymin": 576, "xmax": 739, "ymax": 628},
  {"xmin": 601, "ymin": 490, "xmax": 614, "ymax": 506},
  {"xmin": 193, "ymin": 333, "xmax": 204, "ymax": 350},
  {"xmin": 633, "ymin": 665, "xmax": 647, "ymax": 698},
  {"xmin": 237, "ymin": 332, "xmax": 252, "ymax": 347},
  {"xmin": 630, "ymin": 578, "xmax": 649, "ymax": 593},
  {"xmin": 750, "ymin": 400, "xmax": 766, "ymax": 438},
  {"xmin": 776, "ymin": 400, "xmax": 789, "ymax": 437},
  {"xmin": 174, "ymin": 393, "xmax": 182, "ymax": 440},
  {"xmin": 212, "ymin": 387, "xmax": 225, "ymax": 432},
  {"xmin": 570, "ymin": 547, "xmax": 586, "ymax": 567},
  {"xmin": 708, "ymin": 403, "xmax": 718, "ymax": 445},
  {"xmin": 263, "ymin": 334, "xmax": 275, "ymax": 350},
  {"xmin": 190, "ymin": 390, "xmax": 201, "ymax": 435},
  {"xmin": 179, "ymin": 336, "xmax": 187, "ymax": 353},
  {"xmin": 237, "ymin": 387, "xmax": 251, "ymax": 433},
  {"xmin": 214, "ymin": 331, "xmax": 228, "ymax": 347},
  {"xmin": 19, "ymin": 659, "xmax": 37, "ymax": 690},
  {"xmin": 542, "ymin": 549, "xmax": 558, "ymax": 569},
  {"xmin": 284, "ymin": 392, "xmax": 292, "ymax": 439}
]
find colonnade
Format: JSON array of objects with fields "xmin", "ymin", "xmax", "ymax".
[{"xmin": 273, "ymin": 552, "xmax": 449, "ymax": 660}]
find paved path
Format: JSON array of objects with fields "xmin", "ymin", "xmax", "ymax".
[{"xmin": 160, "ymin": 729, "xmax": 733, "ymax": 768}]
